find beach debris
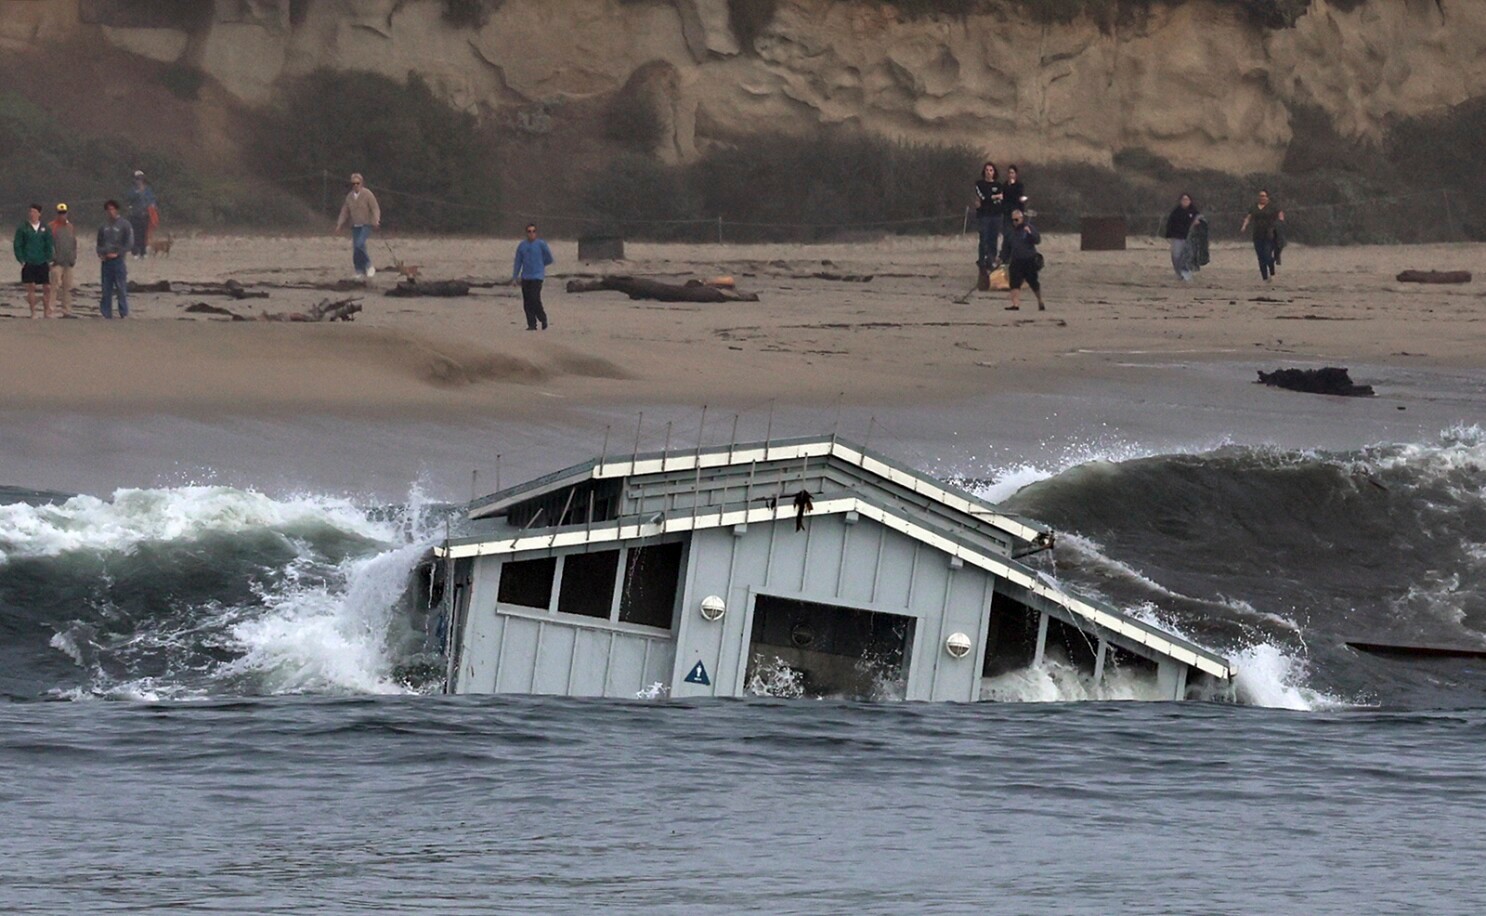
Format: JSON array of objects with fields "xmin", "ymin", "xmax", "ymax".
[
  {"xmin": 385, "ymin": 279, "xmax": 471, "ymax": 298},
  {"xmin": 183, "ymin": 302, "xmax": 248, "ymax": 321},
  {"xmin": 1347, "ymin": 640, "xmax": 1486, "ymax": 659},
  {"xmin": 259, "ymin": 297, "xmax": 363, "ymax": 322},
  {"xmin": 1395, "ymin": 269, "xmax": 1472, "ymax": 284},
  {"xmin": 1256, "ymin": 366, "xmax": 1374, "ymax": 397},
  {"xmin": 126, "ymin": 279, "xmax": 172, "ymax": 293},
  {"xmin": 565, "ymin": 276, "xmax": 759, "ymax": 302},
  {"xmin": 803, "ymin": 272, "xmax": 873, "ymax": 282}
]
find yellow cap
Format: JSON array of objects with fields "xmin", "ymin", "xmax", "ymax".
[{"xmin": 56, "ymin": 203, "xmax": 68, "ymax": 213}]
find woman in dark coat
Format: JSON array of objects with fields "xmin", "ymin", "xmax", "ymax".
[
  {"xmin": 1164, "ymin": 193, "xmax": 1200, "ymax": 282},
  {"xmin": 972, "ymin": 161, "xmax": 1005, "ymax": 268}
]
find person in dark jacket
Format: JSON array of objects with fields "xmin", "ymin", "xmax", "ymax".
[
  {"xmin": 999, "ymin": 209, "xmax": 1044, "ymax": 311},
  {"xmin": 1002, "ymin": 164, "xmax": 1028, "ymax": 244},
  {"xmin": 96, "ymin": 199, "xmax": 134, "ymax": 318},
  {"xmin": 13, "ymin": 204, "xmax": 55, "ymax": 319},
  {"xmin": 1164, "ymin": 193, "xmax": 1200, "ymax": 282},
  {"xmin": 1240, "ymin": 189, "xmax": 1285, "ymax": 282},
  {"xmin": 125, "ymin": 170, "xmax": 157, "ymax": 258},
  {"xmin": 972, "ymin": 161, "xmax": 1005, "ymax": 269}
]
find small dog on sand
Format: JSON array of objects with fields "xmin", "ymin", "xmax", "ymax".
[
  {"xmin": 149, "ymin": 232, "xmax": 174, "ymax": 257},
  {"xmin": 394, "ymin": 259, "xmax": 421, "ymax": 281}
]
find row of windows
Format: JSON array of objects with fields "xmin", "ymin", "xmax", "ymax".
[{"xmin": 496, "ymin": 542, "xmax": 683, "ymax": 630}]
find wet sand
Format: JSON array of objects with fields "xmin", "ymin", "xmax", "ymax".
[{"xmin": 2, "ymin": 233, "xmax": 1483, "ymax": 497}]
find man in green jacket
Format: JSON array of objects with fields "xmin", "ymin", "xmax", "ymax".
[{"xmin": 13, "ymin": 204, "xmax": 55, "ymax": 319}]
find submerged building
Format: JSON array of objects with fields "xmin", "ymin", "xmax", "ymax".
[{"xmin": 436, "ymin": 437, "xmax": 1235, "ymax": 701}]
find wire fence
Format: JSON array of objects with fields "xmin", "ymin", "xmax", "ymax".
[{"xmin": 24, "ymin": 167, "xmax": 1478, "ymax": 247}]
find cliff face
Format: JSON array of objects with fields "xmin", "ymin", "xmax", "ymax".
[{"xmin": 5, "ymin": 0, "xmax": 1485, "ymax": 173}]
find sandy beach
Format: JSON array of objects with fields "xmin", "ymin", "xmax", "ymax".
[{"xmin": 2, "ymin": 232, "xmax": 1483, "ymax": 497}]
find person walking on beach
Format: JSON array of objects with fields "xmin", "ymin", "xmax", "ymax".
[
  {"xmin": 14, "ymin": 204, "xmax": 55, "ymax": 319},
  {"xmin": 49, "ymin": 203, "xmax": 77, "ymax": 317},
  {"xmin": 999, "ymin": 209, "xmax": 1044, "ymax": 312},
  {"xmin": 125, "ymin": 170, "xmax": 158, "ymax": 258},
  {"xmin": 335, "ymin": 172, "xmax": 381, "ymax": 279},
  {"xmin": 1240, "ymin": 189, "xmax": 1285, "ymax": 282},
  {"xmin": 511, "ymin": 223, "xmax": 553, "ymax": 330},
  {"xmin": 1002, "ymin": 164, "xmax": 1028, "ymax": 243},
  {"xmin": 972, "ymin": 162, "xmax": 1006, "ymax": 270},
  {"xmin": 97, "ymin": 199, "xmax": 134, "ymax": 319},
  {"xmin": 1164, "ymin": 193, "xmax": 1200, "ymax": 282}
]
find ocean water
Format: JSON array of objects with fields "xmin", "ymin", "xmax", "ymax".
[{"xmin": 4, "ymin": 427, "xmax": 1486, "ymax": 912}]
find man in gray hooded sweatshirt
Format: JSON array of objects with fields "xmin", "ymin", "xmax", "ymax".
[{"xmin": 96, "ymin": 199, "xmax": 134, "ymax": 318}]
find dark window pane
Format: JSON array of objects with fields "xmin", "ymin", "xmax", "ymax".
[
  {"xmin": 497, "ymin": 556, "xmax": 556, "ymax": 610},
  {"xmin": 618, "ymin": 543, "xmax": 682, "ymax": 629},
  {"xmin": 557, "ymin": 550, "xmax": 620, "ymax": 620}
]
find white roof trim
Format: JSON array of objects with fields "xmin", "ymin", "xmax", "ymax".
[
  {"xmin": 469, "ymin": 438, "xmax": 1042, "ymax": 545},
  {"xmin": 439, "ymin": 495, "xmax": 1233, "ymax": 680}
]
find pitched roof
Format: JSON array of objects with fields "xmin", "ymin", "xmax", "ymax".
[{"xmin": 467, "ymin": 435, "xmax": 1045, "ymax": 545}]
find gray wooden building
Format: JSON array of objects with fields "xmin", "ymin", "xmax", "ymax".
[{"xmin": 437, "ymin": 437, "xmax": 1235, "ymax": 701}]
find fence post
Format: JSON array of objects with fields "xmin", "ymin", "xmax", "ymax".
[
  {"xmin": 1442, "ymin": 189, "xmax": 1457, "ymax": 241},
  {"xmin": 322, "ymin": 169, "xmax": 329, "ymax": 218},
  {"xmin": 717, "ymin": 215, "xmax": 723, "ymax": 245}
]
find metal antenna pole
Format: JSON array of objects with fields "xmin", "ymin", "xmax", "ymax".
[
  {"xmin": 598, "ymin": 424, "xmax": 611, "ymax": 476},
  {"xmin": 662, "ymin": 421, "xmax": 672, "ymax": 472},
  {"xmin": 632, "ymin": 412, "xmax": 644, "ymax": 469},
  {"xmin": 470, "ymin": 469, "xmax": 479, "ymax": 502},
  {"xmin": 495, "ymin": 454, "xmax": 502, "ymax": 491},
  {"xmin": 764, "ymin": 399, "xmax": 775, "ymax": 456},
  {"xmin": 865, "ymin": 416, "xmax": 876, "ymax": 453}
]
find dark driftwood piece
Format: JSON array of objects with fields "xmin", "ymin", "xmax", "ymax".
[
  {"xmin": 126, "ymin": 279, "xmax": 172, "ymax": 293},
  {"xmin": 1395, "ymin": 270, "xmax": 1472, "ymax": 284},
  {"xmin": 1257, "ymin": 367, "xmax": 1374, "ymax": 397},
  {"xmin": 259, "ymin": 298, "xmax": 362, "ymax": 322},
  {"xmin": 184, "ymin": 302, "xmax": 248, "ymax": 320},
  {"xmin": 565, "ymin": 276, "xmax": 759, "ymax": 302},
  {"xmin": 385, "ymin": 280, "xmax": 471, "ymax": 297}
]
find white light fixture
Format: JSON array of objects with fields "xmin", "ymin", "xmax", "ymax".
[
  {"xmin": 699, "ymin": 595, "xmax": 726, "ymax": 621},
  {"xmin": 945, "ymin": 632, "xmax": 972, "ymax": 659}
]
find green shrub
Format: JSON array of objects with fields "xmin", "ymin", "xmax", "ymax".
[{"xmin": 252, "ymin": 69, "xmax": 501, "ymax": 232}]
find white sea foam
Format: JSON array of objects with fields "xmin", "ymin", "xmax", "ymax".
[{"xmin": 0, "ymin": 486, "xmax": 395, "ymax": 562}]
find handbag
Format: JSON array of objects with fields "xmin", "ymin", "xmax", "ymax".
[
  {"xmin": 989, "ymin": 265, "xmax": 1010, "ymax": 290},
  {"xmin": 1034, "ymin": 253, "xmax": 1045, "ymax": 271}
]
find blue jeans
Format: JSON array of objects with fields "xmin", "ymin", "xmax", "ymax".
[
  {"xmin": 352, "ymin": 225, "xmax": 371, "ymax": 275},
  {"xmin": 977, "ymin": 214, "xmax": 1002, "ymax": 267},
  {"xmin": 1253, "ymin": 237, "xmax": 1277, "ymax": 280},
  {"xmin": 101, "ymin": 257, "xmax": 129, "ymax": 318}
]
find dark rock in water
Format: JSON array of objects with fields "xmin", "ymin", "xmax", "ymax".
[{"xmin": 1256, "ymin": 367, "xmax": 1374, "ymax": 397}]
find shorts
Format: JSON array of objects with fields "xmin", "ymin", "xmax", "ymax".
[
  {"xmin": 20, "ymin": 263, "xmax": 49, "ymax": 285},
  {"xmin": 1007, "ymin": 257, "xmax": 1039, "ymax": 290}
]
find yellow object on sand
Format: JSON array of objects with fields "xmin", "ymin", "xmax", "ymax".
[{"xmin": 989, "ymin": 266, "xmax": 1010, "ymax": 290}]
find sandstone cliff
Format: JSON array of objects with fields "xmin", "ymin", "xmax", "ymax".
[{"xmin": 3, "ymin": 0, "xmax": 1484, "ymax": 174}]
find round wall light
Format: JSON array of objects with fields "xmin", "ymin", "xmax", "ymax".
[
  {"xmin": 699, "ymin": 595, "xmax": 726, "ymax": 621},
  {"xmin": 945, "ymin": 632, "xmax": 972, "ymax": 659}
]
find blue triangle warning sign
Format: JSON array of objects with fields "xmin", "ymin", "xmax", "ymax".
[{"xmin": 684, "ymin": 661, "xmax": 711, "ymax": 686}]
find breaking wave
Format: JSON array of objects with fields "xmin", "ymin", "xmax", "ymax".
[{"xmin": 3, "ymin": 426, "xmax": 1483, "ymax": 710}]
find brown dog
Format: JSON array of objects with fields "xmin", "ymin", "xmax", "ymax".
[{"xmin": 149, "ymin": 232, "xmax": 174, "ymax": 257}]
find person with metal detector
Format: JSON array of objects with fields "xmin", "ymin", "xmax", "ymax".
[{"xmin": 999, "ymin": 209, "xmax": 1044, "ymax": 312}]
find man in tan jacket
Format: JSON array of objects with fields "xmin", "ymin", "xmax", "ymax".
[
  {"xmin": 334, "ymin": 172, "xmax": 381, "ymax": 278},
  {"xmin": 49, "ymin": 203, "xmax": 77, "ymax": 317}
]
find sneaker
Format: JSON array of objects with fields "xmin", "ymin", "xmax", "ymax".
[
  {"xmin": 366, "ymin": 266, "xmax": 376, "ymax": 278},
  {"xmin": 1004, "ymin": 305, "xmax": 1020, "ymax": 311}
]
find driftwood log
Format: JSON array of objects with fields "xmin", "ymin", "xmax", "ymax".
[
  {"xmin": 183, "ymin": 302, "xmax": 248, "ymax": 321},
  {"xmin": 565, "ymin": 276, "xmax": 759, "ymax": 302},
  {"xmin": 1395, "ymin": 270, "xmax": 1472, "ymax": 284},
  {"xmin": 126, "ymin": 279, "xmax": 172, "ymax": 293},
  {"xmin": 1257, "ymin": 367, "xmax": 1374, "ymax": 397},
  {"xmin": 385, "ymin": 279, "xmax": 471, "ymax": 298}
]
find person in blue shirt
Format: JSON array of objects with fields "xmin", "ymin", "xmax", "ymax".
[{"xmin": 511, "ymin": 223, "xmax": 554, "ymax": 330}]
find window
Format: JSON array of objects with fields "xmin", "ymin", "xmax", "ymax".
[
  {"xmin": 618, "ymin": 542, "xmax": 682, "ymax": 629},
  {"xmin": 557, "ymin": 550, "xmax": 619, "ymax": 620},
  {"xmin": 497, "ymin": 556, "xmax": 556, "ymax": 609}
]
